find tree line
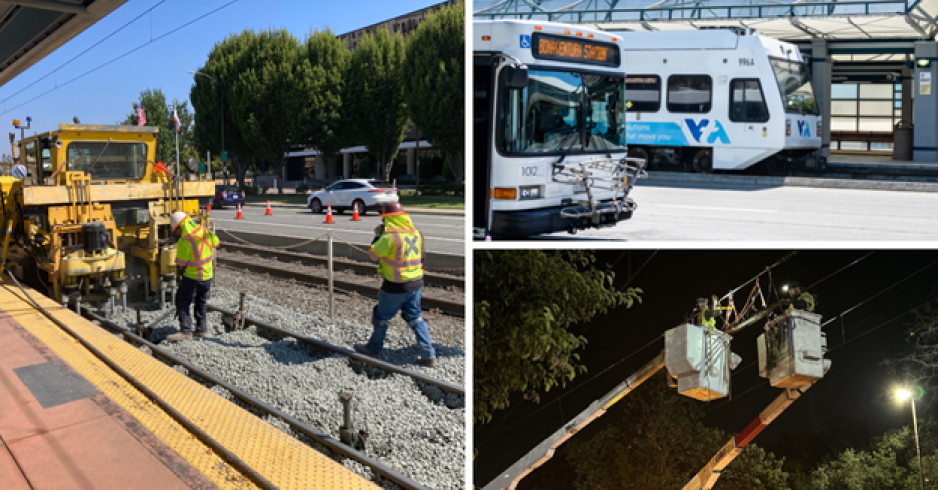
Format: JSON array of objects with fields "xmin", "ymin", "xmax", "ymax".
[{"xmin": 187, "ymin": 1, "xmax": 463, "ymax": 194}]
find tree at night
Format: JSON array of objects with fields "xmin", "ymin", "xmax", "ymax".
[
  {"xmin": 810, "ymin": 423, "xmax": 938, "ymax": 489},
  {"xmin": 562, "ymin": 372, "xmax": 788, "ymax": 490},
  {"xmin": 474, "ymin": 250, "xmax": 641, "ymax": 425},
  {"xmin": 888, "ymin": 292, "xmax": 938, "ymax": 394}
]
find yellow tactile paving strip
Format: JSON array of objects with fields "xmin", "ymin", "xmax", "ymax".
[{"xmin": 0, "ymin": 279, "xmax": 378, "ymax": 490}]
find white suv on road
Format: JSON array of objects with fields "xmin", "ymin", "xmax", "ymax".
[{"xmin": 306, "ymin": 179, "xmax": 399, "ymax": 215}]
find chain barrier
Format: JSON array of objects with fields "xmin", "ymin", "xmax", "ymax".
[{"xmin": 213, "ymin": 222, "xmax": 331, "ymax": 250}]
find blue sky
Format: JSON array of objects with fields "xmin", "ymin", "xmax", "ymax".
[{"xmin": 0, "ymin": 0, "xmax": 445, "ymax": 135}]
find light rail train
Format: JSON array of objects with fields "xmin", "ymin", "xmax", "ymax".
[{"xmin": 618, "ymin": 29, "xmax": 823, "ymax": 172}]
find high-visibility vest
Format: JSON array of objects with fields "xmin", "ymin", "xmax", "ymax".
[
  {"xmin": 369, "ymin": 213, "xmax": 424, "ymax": 283},
  {"xmin": 174, "ymin": 216, "xmax": 219, "ymax": 281},
  {"xmin": 698, "ymin": 309, "xmax": 716, "ymax": 328},
  {"xmin": 789, "ymin": 291, "xmax": 816, "ymax": 312}
]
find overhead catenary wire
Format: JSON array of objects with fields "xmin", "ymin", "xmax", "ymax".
[
  {"xmin": 1, "ymin": 0, "xmax": 241, "ymax": 117},
  {"xmin": 0, "ymin": 1, "xmax": 167, "ymax": 107}
]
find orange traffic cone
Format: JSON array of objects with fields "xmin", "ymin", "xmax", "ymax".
[
  {"xmin": 265, "ymin": 200, "xmax": 273, "ymax": 216},
  {"xmin": 206, "ymin": 204, "xmax": 212, "ymax": 211},
  {"xmin": 351, "ymin": 202, "xmax": 361, "ymax": 221},
  {"xmin": 235, "ymin": 202, "xmax": 243, "ymax": 219},
  {"xmin": 324, "ymin": 205, "xmax": 334, "ymax": 224}
]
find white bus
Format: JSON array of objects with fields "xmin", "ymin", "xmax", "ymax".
[
  {"xmin": 617, "ymin": 29, "xmax": 822, "ymax": 172},
  {"xmin": 473, "ymin": 20, "xmax": 646, "ymax": 239}
]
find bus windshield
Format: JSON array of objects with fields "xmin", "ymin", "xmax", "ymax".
[
  {"xmin": 67, "ymin": 142, "xmax": 148, "ymax": 180},
  {"xmin": 770, "ymin": 59, "xmax": 819, "ymax": 115},
  {"xmin": 497, "ymin": 69, "xmax": 626, "ymax": 155}
]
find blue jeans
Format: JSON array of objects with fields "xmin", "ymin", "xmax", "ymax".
[{"xmin": 367, "ymin": 289, "xmax": 436, "ymax": 359}]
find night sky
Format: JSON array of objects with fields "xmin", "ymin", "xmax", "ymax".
[{"xmin": 474, "ymin": 249, "xmax": 938, "ymax": 486}]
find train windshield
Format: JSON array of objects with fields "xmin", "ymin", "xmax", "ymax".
[
  {"xmin": 67, "ymin": 142, "xmax": 147, "ymax": 180},
  {"xmin": 770, "ymin": 59, "xmax": 819, "ymax": 115},
  {"xmin": 497, "ymin": 69, "xmax": 626, "ymax": 154}
]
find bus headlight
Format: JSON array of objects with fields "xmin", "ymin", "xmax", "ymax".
[
  {"xmin": 493, "ymin": 187, "xmax": 517, "ymax": 200},
  {"xmin": 519, "ymin": 185, "xmax": 542, "ymax": 200}
]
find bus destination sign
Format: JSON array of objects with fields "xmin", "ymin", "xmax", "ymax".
[{"xmin": 531, "ymin": 33, "xmax": 620, "ymax": 67}]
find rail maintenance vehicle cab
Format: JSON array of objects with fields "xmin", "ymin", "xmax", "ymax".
[
  {"xmin": 474, "ymin": 19, "xmax": 646, "ymax": 239},
  {"xmin": 617, "ymin": 29, "xmax": 822, "ymax": 173}
]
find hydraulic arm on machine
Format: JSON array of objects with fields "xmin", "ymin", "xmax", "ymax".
[{"xmin": 483, "ymin": 291, "xmax": 831, "ymax": 490}]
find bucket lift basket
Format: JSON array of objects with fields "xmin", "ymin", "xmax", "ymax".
[{"xmin": 551, "ymin": 156, "xmax": 647, "ymax": 232}]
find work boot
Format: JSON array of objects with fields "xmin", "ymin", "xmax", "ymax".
[
  {"xmin": 416, "ymin": 357, "xmax": 437, "ymax": 368},
  {"xmin": 166, "ymin": 332, "xmax": 192, "ymax": 341},
  {"xmin": 353, "ymin": 344, "xmax": 379, "ymax": 359},
  {"xmin": 193, "ymin": 331, "xmax": 209, "ymax": 338}
]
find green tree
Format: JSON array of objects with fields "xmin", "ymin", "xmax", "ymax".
[
  {"xmin": 474, "ymin": 250, "xmax": 641, "ymax": 425},
  {"xmin": 190, "ymin": 31, "xmax": 261, "ymax": 188},
  {"xmin": 563, "ymin": 372, "xmax": 789, "ymax": 490},
  {"xmin": 228, "ymin": 29, "xmax": 308, "ymax": 194},
  {"xmin": 403, "ymin": 0, "xmax": 464, "ymax": 183},
  {"xmin": 811, "ymin": 422, "xmax": 938, "ymax": 490},
  {"xmin": 343, "ymin": 27, "xmax": 407, "ymax": 182},
  {"xmin": 296, "ymin": 28, "xmax": 349, "ymax": 181}
]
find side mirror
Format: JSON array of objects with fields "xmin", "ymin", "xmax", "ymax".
[{"xmin": 504, "ymin": 63, "xmax": 529, "ymax": 89}]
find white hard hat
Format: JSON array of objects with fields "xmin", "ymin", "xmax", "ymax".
[{"xmin": 170, "ymin": 211, "xmax": 188, "ymax": 232}]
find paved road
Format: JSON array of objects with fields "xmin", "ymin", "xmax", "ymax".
[
  {"xmin": 209, "ymin": 206, "xmax": 466, "ymax": 255},
  {"xmin": 535, "ymin": 182, "xmax": 938, "ymax": 241}
]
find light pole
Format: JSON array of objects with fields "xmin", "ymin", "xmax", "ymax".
[
  {"xmin": 189, "ymin": 70, "xmax": 225, "ymax": 179},
  {"xmin": 897, "ymin": 388, "xmax": 926, "ymax": 490}
]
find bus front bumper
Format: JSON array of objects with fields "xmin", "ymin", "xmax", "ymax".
[{"xmin": 490, "ymin": 201, "xmax": 634, "ymax": 238}]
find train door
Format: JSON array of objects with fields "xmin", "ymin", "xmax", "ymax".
[{"xmin": 473, "ymin": 54, "xmax": 495, "ymax": 237}]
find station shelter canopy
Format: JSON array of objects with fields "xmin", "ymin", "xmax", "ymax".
[{"xmin": 475, "ymin": 0, "xmax": 938, "ymax": 55}]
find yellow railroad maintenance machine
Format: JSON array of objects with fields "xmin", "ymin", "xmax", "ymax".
[{"xmin": 3, "ymin": 118, "xmax": 214, "ymax": 311}]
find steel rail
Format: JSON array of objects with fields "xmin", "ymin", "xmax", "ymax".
[
  {"xmin": 219, "ymin": 242, "xmax": 464, "ymax": 289},
  {"xmin": 3, "ymin": 274, "xmax": 278, "ymax": 490},
  {"xmin": 205, "ymin": 304, "xmax": 465, "ymax": 396},
  {"xmin": 215, "ymin": 256, "xmax": 465, "ymax": 317},
  {"xmin": 81, "ymin": 307, "xmax": 434, "ymax": 490}
]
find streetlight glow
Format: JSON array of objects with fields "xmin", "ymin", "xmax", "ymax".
[{"xmin": 896, "ymin": 388, "xmax": 912, "ymax": 401}]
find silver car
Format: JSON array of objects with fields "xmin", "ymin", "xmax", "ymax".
[{"xmin": 306, "ymin": 179, "xmax": 399, "ymax": 215}]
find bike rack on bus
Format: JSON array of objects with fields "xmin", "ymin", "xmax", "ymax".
[{"xmin": 551, "ymin": 156, "xmax": 647, "ymax": 233}]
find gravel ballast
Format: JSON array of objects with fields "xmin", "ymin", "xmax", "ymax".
[{"xmin": 99, "ymin": 286, "xmax": 465, "ymax": 490}]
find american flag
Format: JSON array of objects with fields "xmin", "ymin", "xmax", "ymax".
[
  {"xmin": 137, "ymin": 105, "xmax": 146, "ymax": 126},
  {"xmin": 173, "ymin": 105, "xmax": 180, "ymax": 133}
]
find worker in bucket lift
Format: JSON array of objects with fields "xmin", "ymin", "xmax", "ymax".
[
  {"xmin": 166, "ymin": 211, "xmax": 219, "ymax": 341},
  {"xmin": 693, "ymin": 296, "xmax": 721, "ymax": 330},
  {"xmin": 782, "ymin": 281, "xmax": 815, "ymax": 312},
  {"xmin": 353, "ymin": 202, "xmax": 437, "ymax": 368}
]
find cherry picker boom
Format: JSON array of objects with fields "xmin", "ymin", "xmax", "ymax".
[{"xmin": 482, "ymin": 308, "xmax": 830, "ymax": 490}]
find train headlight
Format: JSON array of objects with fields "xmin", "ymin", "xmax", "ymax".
[
  {"xmin": 519, "ymin": 185, "xmax": 542, "ymax": 200},
  {"xmin": 786, "ymin": 120, "xmax": 791, "ymax": 136},
  {"xmin": 493, "ymin": 187, "xmax": 517, "ymax": 200}
]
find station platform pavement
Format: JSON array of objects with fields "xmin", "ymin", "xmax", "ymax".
[{"xmin": 0, "ymin": 306, "xmax": 214, "ymax": 490}]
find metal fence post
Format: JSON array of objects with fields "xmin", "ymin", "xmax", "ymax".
[{"xmin": 328, "ymin": 231, "xmax": 334, "ymax": 318}]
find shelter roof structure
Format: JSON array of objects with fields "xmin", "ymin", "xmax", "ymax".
[
  {"xmin": 475, "ymin": 0, "xmax": 938, "ymax": 42},
  {"xmin": 0, "ymin": 0, "xmax": 127, "ymax": 88}
]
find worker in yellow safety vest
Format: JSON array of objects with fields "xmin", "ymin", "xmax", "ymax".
[
  {"xmin": 353, "ymin": 202, "xmax": 437, "ymax": 368},
  {"xmin": 166, "ymin": 211, "xmax": 219, "ymax": 341},
  {"xmin": 692, "ymin": 297, "xmax": 721, "ymax": 329},
  {"xmin": 783, "ymin": 281, "xmax": 816, "ymax": 312}
]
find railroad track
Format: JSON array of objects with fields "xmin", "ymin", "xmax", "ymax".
[
  {"xmin": 216, "ymin": 255, "xmax": 465, "ymax": 317},
  {"xmin": 219, "ymin": 242, "xmax": 464, "ymax": 289},
  {"xmin": 80, "ymin": 307, "xmax": 436, "ymax": 490}
]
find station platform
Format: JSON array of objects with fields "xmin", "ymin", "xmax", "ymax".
[{"xmin": 0, "ymin": 278, "xmax": 378, "ymax": 490}]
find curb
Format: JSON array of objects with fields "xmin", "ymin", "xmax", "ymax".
[
  {"xmin": 639, "ymin": 172, "xmax": 938, "ymax": 193},
  {"xmin": 242, "ymin": 201, "xmax": 465, "ymax": 216}
]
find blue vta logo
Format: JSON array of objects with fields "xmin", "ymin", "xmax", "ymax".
[
  {"xmin": 520, "ymin": 35, "xmax": 531, "ymax": 49},
  {"xmin": 685, "ymin": 119, "xmax": 731, "ymax": 145},
  {"xmin": 797, "ymin": 120, "xmax": 811, "ymax": 137}
]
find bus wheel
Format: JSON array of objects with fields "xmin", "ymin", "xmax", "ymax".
[
  {"xmin": 692, "ymin": 150, "xmax": 713, "ymax": 174},
  {"xmin": 628, "ymin": 147, "xmax": 649, "ymax": 168}
]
